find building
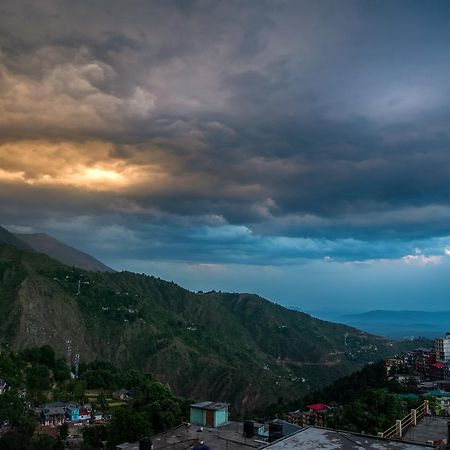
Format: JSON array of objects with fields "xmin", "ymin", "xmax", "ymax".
[
  {"xmin": 78, "ymin": 407, "xmax": 91, "ymax": 422},
  {"xmin": 113, "ymin": 389, "xmax": 132, "ymax": 401},
  {"xmin": 189, "ymin": 402, "xmax": 229, "ymax": 428},
  {"xmin": 66, "ymin": 405, "xmax": 80, "ymax": 422},
  {"xmin": 435, "ymin": 332, "xmax": 450, "ymax": 363},
  {"xmin": 41, "ymin": 402, "xmax": 66, "ymax": 425},
  {"xmin": 286, "ymin": 404, "xmax": 328, "ymax": 427},
  {"xmin": 430, "ymin": 362, "xmax": 445, "ymax": 380},
  {"xmin": 92, "ymin": 411, "xmax": 104, "ymax": 423}
]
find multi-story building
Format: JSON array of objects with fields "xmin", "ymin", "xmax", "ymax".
[{"xmin": 435, "ymin": 333, "xmax": 450, "ymax": 363}]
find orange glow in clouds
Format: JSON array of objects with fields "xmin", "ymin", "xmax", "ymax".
[{"xmin": 0, "ymin": 140, "xmax": 162, "ymax": 192}]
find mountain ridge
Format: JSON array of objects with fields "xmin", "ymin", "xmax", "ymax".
[
  {"xmin": 0, "ymin": 240, "xmax": 427, "ymax": 412},
  {"xmin": 0, "ymin": 225, "xmax": 33, "ymax": 251},
  {"xmin": 14, "ymin": 231, "xmax": 115, "ymax": 273}
]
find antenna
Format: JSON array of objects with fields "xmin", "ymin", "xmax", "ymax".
[
  {"xmin": 66, "ymin": 339, "xmax": 72, "ymax": 366},
  {"xmin": 74, "ymin": 352, "xmax": 80, "ymax": 379},
  {"xmin": 77, "ymin": 279, "xmax": 81, "ymax": 296}
]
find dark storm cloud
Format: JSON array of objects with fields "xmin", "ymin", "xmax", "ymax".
[{"xmin": 2, "ymin": 0, "xmax": 450, "ymax": 265}]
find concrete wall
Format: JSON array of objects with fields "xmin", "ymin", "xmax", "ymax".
[
  {"xmin": 214, "ymin": 409, "xmax": 228, "ymax": 427},
  {"xmin": 190, "ymin": 407, "xmax": 205, "ymax": 426}
]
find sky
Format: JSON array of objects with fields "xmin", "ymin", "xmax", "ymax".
[{"xmin": 1, "ymin": 0, "xmax": 450, "ymax": 312}]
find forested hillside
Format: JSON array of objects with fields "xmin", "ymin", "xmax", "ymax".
[{"xmin": 0, "ymin": 241, "xmax": 424, "ymax": 412}]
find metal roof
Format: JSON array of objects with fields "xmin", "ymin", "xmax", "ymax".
[{"xmin": 190, "ymin": 401, "xmax": 229, "ymax": 411}]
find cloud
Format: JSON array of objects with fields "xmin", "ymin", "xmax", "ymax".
[
  {"xmin": 401, "ymin": 254, "xmax": 442, "ymax": 266},
  {"xmin": 1, "ymin": 0, "xmax": 450, "ymax": 277},
  {"xmin": 0, "ymin": 47, "xmax": 156, "ymax": 136}
]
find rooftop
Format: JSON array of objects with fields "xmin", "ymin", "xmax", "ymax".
[
  {"xmin": 191, "ymin": 402, "xmax": 229, "ymax": 411},
  {"xmin": 426, "ymin": 390, "xmax": 450, "ymax": 397},
  {"xmin": 305, "ymin": 403, "xmax": 328, "ymax": 412},
  {"xmin": 265, "ymin": 428, "xmax": 434, "ymax": 450},
  {"xmin": 118, "ymin": 422, "xmax": 438, "ymax": 450},
  {"xmin": 122, "ymin": 422, "xmax": 267, "ymax": 450},
  {"xmin": 403, "ymin": 416, "xmax": 449, "ymax": 445}
]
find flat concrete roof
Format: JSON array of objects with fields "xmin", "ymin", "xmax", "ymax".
[
  {"xmin": 264, "ymin": 428, "xmax": 434, "ymax": 450},
  {"xmin": 403, "ymin": 416, "xmax": 449, "ymax": 445},
  {"xmin": 151, "ymin": 422, "xmax": 266, "ymax": 450}
]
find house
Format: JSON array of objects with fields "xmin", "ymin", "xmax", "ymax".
[
  {"xmin": 112, "ymin": 389, "xmax": 132, "ymax": 401},
  {"xmin": 93, "ymin": 411, "xmax": 104, "ymax": 423},
  {"xmin": 430, "ymin": 362, "xmax": 445, "ymax": 380},
  {"xmin": 66, "ymin": 405, "xmax": 80, "ymax": 422},
  {"xmin": 189, "ymin": 401, "xmax": 229, "ymax": 428},
  {"xmin": 300, "ymin": 403, "xmax": 328, "ymax": 427},
  {"xmin": 0, "ymin": 379, "xmax": 7, "ymax": 395},
  {"xmin": 41, "ymin": 402, "xmax": 66, "ymax": 425},
  {"xmin": 79, "ymin": 407, "xmax": 91, "ymax": 422}
]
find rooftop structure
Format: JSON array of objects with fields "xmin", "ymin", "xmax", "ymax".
[{"xmin": 190, "ymin": 402, "xmax": 229, "ymax": 428}]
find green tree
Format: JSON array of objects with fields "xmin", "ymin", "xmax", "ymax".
[
  {"xmin": 82, "ymin": 425, "xmax": 107, "ymax": 448},
  {"xmin": 107, "ymin": 408, "xmax": 151, "ymax": 450},
  {"xmin": 0, "ymin": 390, "xmax": 25, "ymax": 425},
  {"xmin": 38, "ymin": 345, "xmax": 56, "ymax": 369},
  {"xmin": 31, "ymin": 433, "xmax": 63, "ymax": 450},
  {"xmin": 0, "ymin": 417, "xmax": 36, "ymax": 450},
  {"xmin": 59, "ymin": 422, "xmax": 69, "ymax": 440},
  {"xmin": 97, "ymin": 392, "xmax": 108, "ymax": 412},
  {"xmin": 328, "ymin": 389, "xmax": 405, "ymax": 435},
  {"xmin": 26, "ymin": 364, "xmax": 51, "ymax": 391}
]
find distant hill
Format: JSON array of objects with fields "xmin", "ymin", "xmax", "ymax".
[
  {"xmin": 0, "ymin": 225, "xmax": 32, "ymax": 251},
  {"xmin": 342, "ymin": 310, "xmax": 450, "ymax": 339},
  {"xmin": 0, "ymin": 241, "xmax": 426, "ymax": 413},
  {"xmin": 13, "ymin": 232, "xmax": 114, "ymax": 273}
]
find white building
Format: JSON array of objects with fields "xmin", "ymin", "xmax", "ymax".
[{"xmin": 435, "ymin": 332, "xmax": 450, "ymax": 362}]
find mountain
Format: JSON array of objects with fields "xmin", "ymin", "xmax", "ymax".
[
  {"xmin": 0, "ymin": 225, "xmax": 33, "ymax": 251},
  {"xmin": 0, "ymin": 242, "xmax": 426, "ymax": 413},
  {"xmin": 342, "ymin": 310, "xmax": 450, "ymax": 339},
  {"xmin": 13, "ymin": 232, "xmax": 114, "ymax": 272}
]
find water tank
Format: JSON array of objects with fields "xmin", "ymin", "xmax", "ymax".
[
  {"xmin": 243, "ymin": 421, "xmax": 254, "ymax": 438},
  {"xmin": 269, "ymin": 422, "xmax": 283, "ymax": 443},
  {"xmin": 139, "ymin": 437, "xmax": 153, "ymax": 450}
]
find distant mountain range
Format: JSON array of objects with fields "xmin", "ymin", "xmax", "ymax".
[
  {"xmin": 0, "ymin": 225, "xmax": 428, "ymax": 412},
  {"xmin": 341, "ymin": 310, "xmax": 449, "ymax": 339},
  {"xmin": 0, "ymin": 226, "xmax": 33, "ymax": 251},
  {"xmin": 0, "ymin": 225, "xmax": 114, "ymax": 272},
  {"xmin": 15, "ymin": 231, "xmax": 114, "ymax": 272}
]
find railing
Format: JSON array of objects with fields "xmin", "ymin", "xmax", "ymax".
[{"xmin": 378, "ymin": 400, "xmax": 429, "ymax": 439}]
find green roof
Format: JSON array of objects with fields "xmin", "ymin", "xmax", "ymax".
[
  {"xmin": 426, "ymin": 390, "xmax": 450, "ymax": 397},
  {"xmin": 397, "ymin": 393, "xmax": 419, "ymax": 400}
]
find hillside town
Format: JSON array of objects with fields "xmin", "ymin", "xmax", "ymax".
[
  {"xmin": 385, "ymin": 332, "xmax": 450, "ymax": 415},
  {"xmin": 114, "ymin": 333, "xmax": 450, "ymax": 450}
]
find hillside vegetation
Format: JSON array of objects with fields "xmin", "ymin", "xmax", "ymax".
[{"xmin": 0, "ymin": 242, "xmax": 424, "ymax": 412}]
